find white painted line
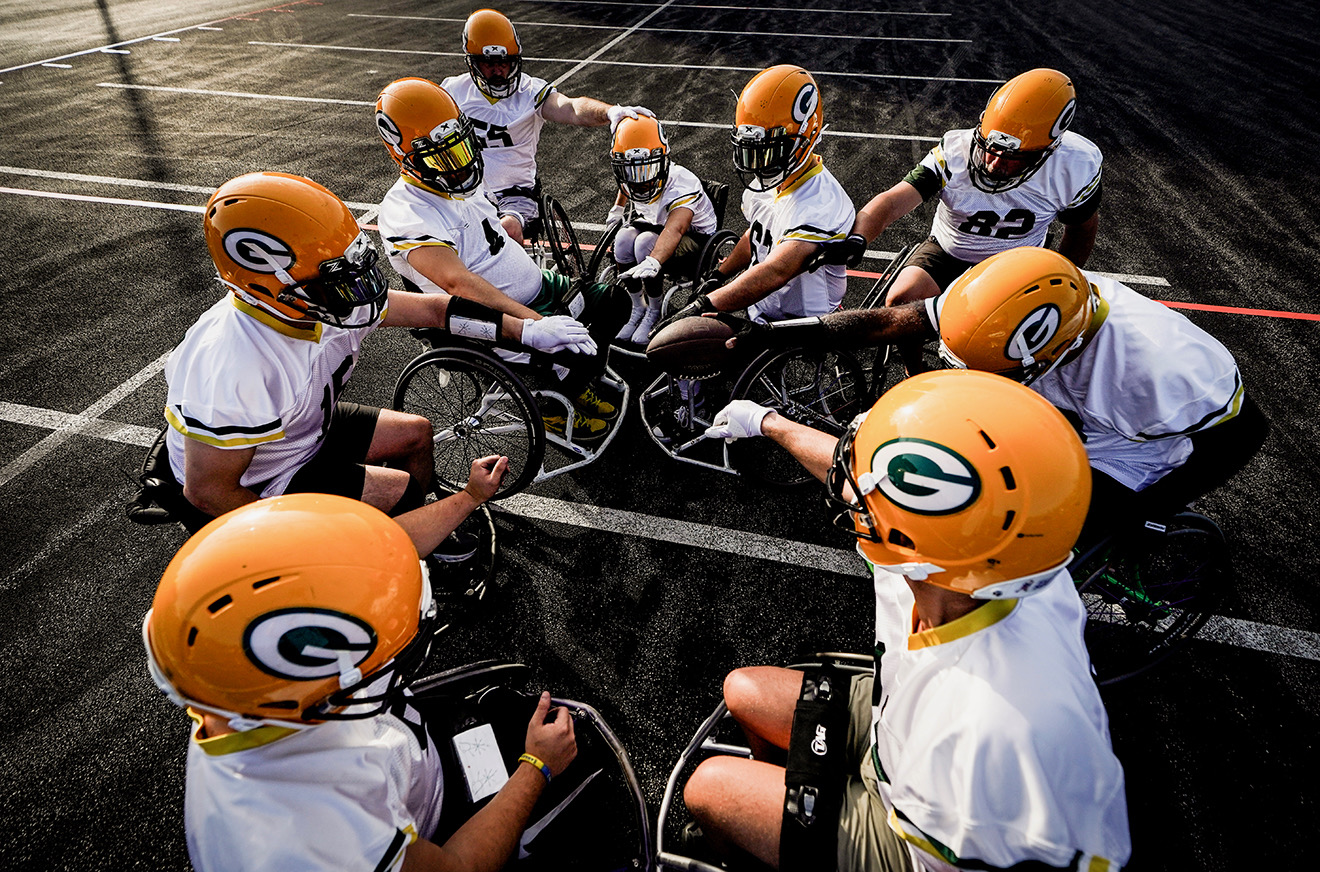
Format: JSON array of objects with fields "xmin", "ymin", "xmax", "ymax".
[
  {"xmin": 0, "ymin": 166, "xmax": 377, "ymax": 211},
  {"xmin": 0, "ymin": 399, "xmax": 1309, "ymax": 663},
  {"xmin": 42, "ymin": 63, "xmax": 73, "ymax": 69},
  {"xmin": 507, "ymin": 0, "xmax": 950, "ymax": 14},
  {"xmin": 0, "ymin": 187, "xmax": 205, "ymax": 213},
  {"xmin": 197, "ymin": 26, "xmax": 224, "ymax": 31},
  {"xmin": 152, "ymin": 37, "xmax": 181, "ymax": 42},
  {"xmin": 245, "ymin": 41, "xmax": 1001, "ymax": 83},
  {"xmin": 551, "ymin": 0, "xmax": 677, "ymax": 88},
  {"xmin": 346, "ymin": 13, "xmax": 972, "ymax": 43},
  {"xmin": 100, "ymin": 49, "xmax": 131, "ymax": 55},
  {"xmin": 0, "ymin": 352, "xmax": 170, "ymax": 488},
  {"xmin": 1092, "ymin": 271, "xmax": 1170, "ymax": 288},
  {"xmin": 97, "ymin": 80, "xmax": 372, "ymax": 107},
  {"xmin": 0, "ymin": 402, "xmax": 159, "ymax": 448}
]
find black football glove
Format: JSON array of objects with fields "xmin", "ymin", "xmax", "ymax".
[
  {"xmin": 648, "ymin": 293, "xmax": 716, "ymax": 340},
  {"xmin": 816, "ymin": 233, "xmax": 867, "ymax": 270}
]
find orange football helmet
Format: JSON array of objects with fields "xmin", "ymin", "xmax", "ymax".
[
  {"xmin": 937, "ymin": 246, "xmax": 1100, "ymax": 385},
  {"xmin": 827, "ymin": 370, "xmax": 1090, "ymax": 599},
  {"xmin": 376, "ymin": 77, "xmax": 484, "ymax": 195},
  {"xmin": 463, "ymin": 9, "xmax": 522, "ymax": 99},
  {"xmin": 731, "ymin": 64, "xmax": 824, "ymax": 191},
  {"xmin": 970, "ymin": 68, "xmax": 1076, "ymax": 193},
  {"xmin": 611, "ymin": 115, "xmax": 671, "ymax": 203},
  {"xmin": 204, "ymin": 172, "xmax": 386, "ymax": 328},
  {"xmin": 143, "ymin": 494, "xmax": 436, "ymax": 728}
]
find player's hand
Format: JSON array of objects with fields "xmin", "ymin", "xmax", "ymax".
[
  {"xmin": 710, "ymin": 312, "xmax": 769, "ymax": 351},
  {"xmin": 522, "ymin": 315, "xmax": 597, "ymax": 356},
  {"xmin": 704, "ymin": 400, "xmax": 774, "ymax": 442},
  {"xmin": 463, "ymin": 455, "xmax": 507, "ymax": 503},
  {"xmin": 607, "ymin": 104, "xmax": 655, "ymax": 132},
  {"xmin": 648, "ymin": 293, "xmax": 716, "ymax": 340},
  {"xmin": 620, "ymin": 256, "xmax": 661, "ymax": 281},
  {"xmin": 606, "ymin": 204, "xmax": 626, "ymax": 225},
  {"xmin": 524, "ymin": 691, "xmax": 578, "ymax": 778}
]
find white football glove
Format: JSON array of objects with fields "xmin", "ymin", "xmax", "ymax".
[
  {"xmin": 522, "ymin": 316, "xmax": 598, "ymax": 356},
  {"xmin": 704, "ymin": 400, "xmax": 774, "ymax": 442},
  {"xmin": 620, "ymin": 256, "xmax": 661, "ymax": 281},
  {"xmin": 606, "ymin": 204, "xmax": 626, "ymax": 225},
  {"xmin": 607, "ymin": 104, "xmax": 655, "ymax": 132}
]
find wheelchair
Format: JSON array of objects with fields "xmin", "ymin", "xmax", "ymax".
[
  {"xmin": 407, "ymin": 660, "xmax": 653, "ymax": 871},
  {"xmin": 588, "ymin": 179, "xmax": 739, "ymax": 360},
  {"xmin": 506, "ymin": 178, "xmax": 588, "ymax": 281},
  {"xmin": 1068, "ymin": 510, "xmax": 1228, "ymax": 685},
  {"xmin": 124, "ymin": 427, "xmax": 499, "ymax": 625},
  {"xmin": 636, "ymin": 243, "xmax": 920, "ymax": 487},
  {"xmin": 655, "ymin": 652, "xmax": 873, "ymax": 872},
  {"xmin": 393, "ymin": 216, "xmax": 630, "ymax": 499}
]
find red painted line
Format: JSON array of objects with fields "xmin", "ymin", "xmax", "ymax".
[{"xmin": 1158, "ymin": 301, "xmax": 1320, "ymax": 321}]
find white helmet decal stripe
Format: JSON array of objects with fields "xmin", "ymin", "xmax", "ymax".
[{"xmin": 1007, "ymin": 304, "xmax": 1062, "ymax": 362}]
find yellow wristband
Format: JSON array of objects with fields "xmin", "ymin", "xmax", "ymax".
[{"xmin": 519, "ymin": 753, "xmax": 552, "ymax": 783}]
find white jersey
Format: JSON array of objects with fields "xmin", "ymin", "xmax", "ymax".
[
  {"xmin": 867, "ymin": 564, "xmax": 1130, "ymax": 871},
  {"xmin": 164, "ymin": 295, "xmax": 381, "ymax": 496},
  {"xmin": 930, "ymin": 272, "xmax": 1245, "ymax": 491},
  {"xmin": 184, "ymin": 706, "xmax": 444, "ymax": 872},
  {"xmin": 378, "ymin": 176, "xmax": 544, "ymax": 306},
  {"xmin": 740, "ymin": 160, "xmax": 855, "ymax": 322},
  {"xmin": 440, "ymin": 73, "xmax": 554, "ymax": 194},
  {"xmin": 917, "ymin": 128, "xmax": 1102, "ymax": 262},
  {"xmin": 631, "ymin": 162, "xmax": 718, "ymax": 235}
]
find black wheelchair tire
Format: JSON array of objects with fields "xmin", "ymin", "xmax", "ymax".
[
  {"xmin": 586, "ymin": 218, "xmax": 623, "ymax": 286},
  {"xmin": 392, "ymin": 347, "xmax": 546, "ymax": 499},
  {"xmin": 542, "ymin": 196, "xmax": 586, "ymax": 280},
  {"xmin": 1073, "ymin": 511, "xmax": 1225, "ymax": 685},
  {"xmin": 728, "ymin": 346, "xmax": 870, "ymax": 487}
]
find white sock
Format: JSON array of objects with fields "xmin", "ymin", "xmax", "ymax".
[
  {"xmin": 629, "ymin": 296, "xmax": 665, "ymax": 345},
  {"xmin": 616, "ymin": 290, "xmax": 646, "ymax": 341}
]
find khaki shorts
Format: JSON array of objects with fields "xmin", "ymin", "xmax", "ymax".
[{"xmin": 836, "ymin": 674, "xmax": 914, "ymax": 872}]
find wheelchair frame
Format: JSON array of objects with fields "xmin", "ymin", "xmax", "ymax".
[
  {"xmin": 636, "ymin": 243, "xmax": 920, "ymax": 485},
  {"xmin": 654, "ymin": 652, "xmax": 873, "ymax": 872},
  {"xmin": 410, "ymin": 660, "xmax": 654, "ymax": 871}
]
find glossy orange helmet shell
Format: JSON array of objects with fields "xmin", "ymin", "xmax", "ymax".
[
  {"xmin": 971, "ymin": 68, "xmax": 1076, "ymax": 192},
  {"xmin": 731, "ymin": 64, "xmax": 824, "ymax": 191}
]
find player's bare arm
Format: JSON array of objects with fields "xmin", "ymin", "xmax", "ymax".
[
  {"xmin": 404, "ymin": 246, "xmax": 540, "ymax": 320},
  {"xmin": 180, "ymin": 441, "xmax": 259, "ymax": 518},
  {"xmin": 380, "ymin": 288, "xmax": 528, "ymax": 343},
  {"xmin": 392, "ymin": 456, "xmax": 506, "ymax": 556},
  {"xmin": 852, "ymin": 179, "xmax": 925, "ymax": 243},
  {"xmin": 1057, "ymin": 209, "xmax": 1099, "ymax": 268},
  {"xmin": 647, "ymin": 206, "xmax": 695, "ymax": 266},
  {"xmin": 706, "ymin": 238, "xmax": 818, "ymax": 311},
  {"xmin": 540, "ymin": 91, "xmax": 613, "ymax": 127}
]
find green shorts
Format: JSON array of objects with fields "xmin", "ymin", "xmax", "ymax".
[
  {"xmin": 529, "ymin": 269, "xmax": 612, "ymax": 318},
  {"xmin": 836, "ymin": 673, "xmax": 914, "ymax": 872}
]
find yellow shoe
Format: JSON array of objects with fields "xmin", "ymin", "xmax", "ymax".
[
  {"xmin": 543, "ymin": 410, "xmax": 610, "ymax": 444},
  {"xmin": 574, "ymin": 384, "xmax": 619, "ymax": 421}
]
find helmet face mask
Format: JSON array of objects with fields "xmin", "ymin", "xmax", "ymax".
[
  {"xmin": 825, "ymin": 370, "xmax": 1090, "ymax": 599},
  {"xmin": 273, "ymin": 231, "xmax": 389, "ymax": 328},
  {"xmin": 732, "ymin": 65, "xmax": 824, "ymax": 192},
  {"xmin": 968, "ymin": 68, "xmax": 1077, "ymax": 194},
  {"xmin": 402, "ymin": 114, "xmax": 485, "ymax": 195},
  {"xmin": 611, "ymin": 115, "xmax": 670, "ymax": 203},
  {"xmin": 463, "ymin": 9, "xmax": 523, "ymax": 99}
]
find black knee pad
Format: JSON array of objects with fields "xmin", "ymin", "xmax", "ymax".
[{"xmin": 780, "ymin": 668, "xmax": 849, "ymax": 871}]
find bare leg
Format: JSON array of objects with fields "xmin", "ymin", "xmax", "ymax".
[
  {"xmin": 724, "ymin": 666, "xmax": 804, "ymax": 761},
  {"xmin": 501, "ymin": 214, "xmax": 525, "ymax": 246},
  {"xmin": 684, "ymin": 756, "xmax": 789, "ymax": 869},
  {"xmin": 365, "ymin": 409, "xmax": 434, "ymax": 488},
  {"xmin": 359, "ymin": 465, "xmax": 412, "ymax": 512}
]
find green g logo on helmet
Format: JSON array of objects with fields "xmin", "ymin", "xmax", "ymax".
[{"xmin": 868, "ymin": 438, "xmax": 981, "ymax": 516}]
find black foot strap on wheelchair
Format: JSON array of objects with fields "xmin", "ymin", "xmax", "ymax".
[{"xmin": 780, "ymin": 668, "xmax": 849, "ymax": 871}]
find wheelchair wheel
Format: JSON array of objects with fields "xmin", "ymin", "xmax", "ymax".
[
  {"xmin": 542, "ymin": 196, "xmax": 586, "ymax": 280},
  {"xmin": 586, "ymin": 218, "xmax": 622, "ymax": 287},
  {"xmin": 393, "ymin": 347, "xmax": 545, "ymax": 499},
  {"xmin": 663, "ymin": 229, "xmax": 740, "ymax": 318},
  {"xmin": 1072, "ymin": 511, "xmax": 1226, "ymax": 685},
  {"xmin": 728, "ymin": 346, "xmax": 869, "ymax": 487}
]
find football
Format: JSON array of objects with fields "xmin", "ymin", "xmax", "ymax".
[{"xmin": 645, "ymin": 315, "xmax": 737, "ymax": 377}]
